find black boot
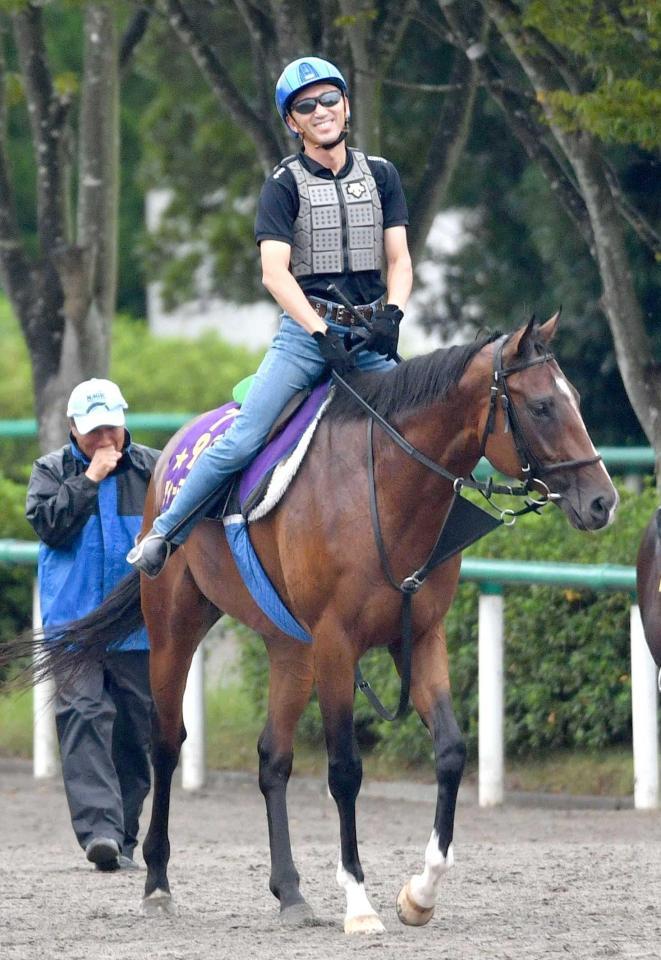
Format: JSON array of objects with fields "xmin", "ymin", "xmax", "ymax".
[{"xmin": 127, "ymin": 531, "xmax": 172, "ymax": 579}]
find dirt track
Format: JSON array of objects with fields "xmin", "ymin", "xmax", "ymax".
[{"xmin": 1, "ymin": 758, "xmax": 660, "ymax": 960}]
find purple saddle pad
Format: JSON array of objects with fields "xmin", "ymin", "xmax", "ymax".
[{"xmin": 160, "ymin": 381, "xmax": 330, "ymax": 516}]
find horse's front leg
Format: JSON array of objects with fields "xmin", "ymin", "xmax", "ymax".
[
  {"xmin": 316, "ymin": 638, "xmax": 385, "ymax": 935},
  {"xmin": 395, "ymin": 623, "xmax": 466, "ymax": 926},
  {"xmin": 258, "ymin": 638, "xmax": 315, "ymax": 924}
]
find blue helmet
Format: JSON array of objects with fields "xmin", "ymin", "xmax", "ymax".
[{"xmin": 274, "ymin": 57, "xmax": 348, "ymax": 123}]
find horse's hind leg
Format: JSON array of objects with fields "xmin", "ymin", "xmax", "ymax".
[
  {"xmin": 394, "ymin": 623, "xmax": 466, "ymax": 926},
  {"xmin": 316, "ymin": 637, "xmax": 385, "ymax": 935},
  {"xmin": 140, "ymin": 564, "xmax": 219, "ymax": 917},
  {"xmin": 258, "ymin": 637, "xmax": 315, "ymax": 924}
]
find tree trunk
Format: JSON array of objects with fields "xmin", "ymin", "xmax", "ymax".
[
  {"xmin": 337, "ymin": 0, "xmax": 380, "ymax": 153},
  {"xmin": 36, "ymin": 4, "xmax": 119, "ymax": 452},
  {"xmin": 76, "ymin": 3, "xmax": 118, "ymax": 376},
  {"xmin": 2, "ymin": 4, "xmax": 121, "ymax": 453},
  {"xmin": 564, "ymin": 135, "xmax": 661, "ymax": 471},
  {"xmin": 407, "ymin": 48, "xmax": 480, "ymax": 261},
  {"xmin": 482, "ymin": 0, "xmax": 661, "ymax": 488}
]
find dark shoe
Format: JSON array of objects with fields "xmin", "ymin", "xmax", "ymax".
[
  {"xmin": 117, "ymin": 854, "xmax": 141, "ymax": 871},
  {"xmin": 127, "ymin": 531, "xmax": 171, "ymax": 579},
  {"xmin": 86, "ymin": 837, "xmax": 120, "ymax": 870}
]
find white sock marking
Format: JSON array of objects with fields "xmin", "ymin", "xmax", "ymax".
[
  {"xmin": 337, "ymin": 855, "xmax": 378, "ymax": 920},
  {"xmin": 409, "ymin": 831, "xmax": 454, "ymax": 909}
]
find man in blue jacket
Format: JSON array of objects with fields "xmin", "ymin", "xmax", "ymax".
[{"xmin": 26, "ymin": 379, "xmax": 159, "ymax": 871}]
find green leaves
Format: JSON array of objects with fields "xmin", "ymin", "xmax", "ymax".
[
  {"xmin": 53, "ymin": 69, "xmax": 79, "ymax": 99},
  {"xmin": 0, "ymin": 470, "xmax": 35, "ymax": 682},
  {"xmin": 543, "ymin": 82, "xmax": 661, "ymax": 150},
  {"xmin": 524, "ymin": 0, "xmax": 661, "ymax": 149}
]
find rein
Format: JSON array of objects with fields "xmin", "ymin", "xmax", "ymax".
[{"xmin": 333, "ymin": 331, "xmax": 603, "ymax": 721}]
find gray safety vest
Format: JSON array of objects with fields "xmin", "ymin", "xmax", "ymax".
[{"xmin": 283, "ymin": 150, "xmax": 384, "ymax": 277}]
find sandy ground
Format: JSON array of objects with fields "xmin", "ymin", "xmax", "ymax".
[{"xmin": 1, "ymin": 758, "xmax": 660, "ymax": 960}]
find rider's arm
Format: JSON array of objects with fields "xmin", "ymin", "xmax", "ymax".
[
  {"xmin": 260, "ymin": 239, "xmax": 328, "ymax": 336},
  {"xmin": 26, "ymin": 456, "xmax": 100, "ymax": 549},
  {"xmin": 383, "ymin": 225, "xmax": 413, "ymax": 310}
]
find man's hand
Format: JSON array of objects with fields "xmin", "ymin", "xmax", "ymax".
[
  {"xmin": 312, "ymin": 330, "xmax": 357, "ymax": 376},
  {"xmin": 86, "ymin": 446, "xmax": 122, "ymax": 483},
  {"xmin": 364, "ymin": 304, "xmax": 403, "ymax": 359}
]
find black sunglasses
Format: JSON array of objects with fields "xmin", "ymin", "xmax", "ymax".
[{"xmin": 290, "ymin": 89, "xmax": 343, "ymax": 116}]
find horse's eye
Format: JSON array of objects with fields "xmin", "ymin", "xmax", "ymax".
[{"xmin": 529, "ymin": 399, "xmax": 554, "ymax": 419}]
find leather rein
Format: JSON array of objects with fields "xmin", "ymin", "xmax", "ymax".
[{"xmin": 332, "ymin": 331, "xmax": 602, "ymax": 721}]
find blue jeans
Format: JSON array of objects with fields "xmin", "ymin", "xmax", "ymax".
[{"xmin": 153, "ymin": 299, "xmax": 395, "ymax": 544}]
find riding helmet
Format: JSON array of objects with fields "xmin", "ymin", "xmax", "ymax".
[{"xmin": 274, "ymin": 56, "xmax": 348, "ymax": 123}]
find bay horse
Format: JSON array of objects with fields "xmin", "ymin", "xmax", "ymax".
[
  {"xmin": 636, "ymin": 507, "xmax": 661, "ymax": 668},
  {"xmin": 5, "ymin": 314, "xmax": 617, "ymax": 933}
]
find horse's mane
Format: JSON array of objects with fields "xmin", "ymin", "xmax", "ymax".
[{"xmin": 327, "ymin": 330, "xmax": 503, "ymax": 421}]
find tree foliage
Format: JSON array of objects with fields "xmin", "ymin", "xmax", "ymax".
[
  {"xmin": 0, "ymin": 1, "xmax": 149, "ymax": 450},
  {"xmin": 0, "ymin": 1, "xmax": 658, "ymax": 461},
  {"xmin": 525, "ymin": 1, "xmax": 661, "ymax": 151}
]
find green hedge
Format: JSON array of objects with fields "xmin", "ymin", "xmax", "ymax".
[
  {"xmin": 0, "ymin": 471, "xmax": 35, "ymax": 680},
  {"xmin": 239, "ymin": 482, "xmax": 657, "ymax": 761}
]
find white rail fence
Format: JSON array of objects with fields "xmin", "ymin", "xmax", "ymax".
[{"xmin": 24, "ymin": 555, "xmax": 657, "ymax": 809}]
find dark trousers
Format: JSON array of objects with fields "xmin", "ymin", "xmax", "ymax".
[{"xmin": 54, "ymin": 651, "xmax": 152, "ymax": 857}]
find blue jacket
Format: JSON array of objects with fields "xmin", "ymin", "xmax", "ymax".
[{"xmin": 25, "ymin": 433, "xmax": 159, "ymax": 650}]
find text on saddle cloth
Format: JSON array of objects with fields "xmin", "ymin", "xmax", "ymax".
[{"xmin": 160, "ymin": 382, "xmax": 331, "ymax": 519}]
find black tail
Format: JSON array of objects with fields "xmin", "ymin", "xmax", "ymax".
[{"xmin": 0, "ymin": 571, "xmax": 143, "ymax": 689}]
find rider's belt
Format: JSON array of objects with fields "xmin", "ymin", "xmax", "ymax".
[{"xmin": 308, "ymin": 299, "xmax": 383, "ymax": 327}]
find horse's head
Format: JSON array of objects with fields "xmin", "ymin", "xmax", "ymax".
[{"xmin": 481, "ymin": 313, "xmax": 618, "ymax": 531}]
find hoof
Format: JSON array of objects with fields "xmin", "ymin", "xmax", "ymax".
[
  {"xmin": 344, "ymin": 913, "xmax": 386, "ymax": 935},
  {"xmin": 280, "ymin": 901, "xmax": 315, "ymax": 926},
  {"xmin": 396, "ymin": 881, "xmax": 434, "ymax": 927},
  {"xmin": 141, "ymin": 889, "xmax": 177, "ymax": 918}
]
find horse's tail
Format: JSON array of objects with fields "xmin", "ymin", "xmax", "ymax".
[{"xmin": 0, "ymin": 571, "xmax": 143, "ymax": 689}]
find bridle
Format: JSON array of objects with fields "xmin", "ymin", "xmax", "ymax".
[
  {"xmin": 482, "ymin": 335, "xmax": 602, "ymax": 498},
  {"xmin": 332, "ymin": 329, "xmax": 603, "ymax": 720}
]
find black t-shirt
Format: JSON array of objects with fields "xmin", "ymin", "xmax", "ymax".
[{"xmin": 254, "ymin": 148, "xmax": 409, "ymax": 306}]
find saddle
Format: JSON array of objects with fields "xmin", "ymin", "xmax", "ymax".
[{"xmin": 160, "ymin": 381, "xmax": 331, "ymax": 520}]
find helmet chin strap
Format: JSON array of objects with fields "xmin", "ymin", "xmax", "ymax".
[
  {"xmin": 289, "ymin": 106, "xmax": 351, "ymax": 152},
  {"xmin": 319, "ymin": 129, "xmax": 348, "ymax": 150}
]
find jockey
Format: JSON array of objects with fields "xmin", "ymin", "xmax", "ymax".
[{"xmin": 128, "ymin": 55, "xmax": 413, "ymax": 578}]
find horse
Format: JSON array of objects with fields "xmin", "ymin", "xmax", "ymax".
[
  {"xmin": 3, "ymin": 314, "xmax": 618, "ymax": 934},
  {"xmin": 636, "ymin": 507, "xmax": 661, "ymax": 667}
]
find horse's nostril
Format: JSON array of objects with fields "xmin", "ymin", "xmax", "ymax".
[{"xmin": 590, "ymin": 496, "xmax": 609, "ymax": 522}]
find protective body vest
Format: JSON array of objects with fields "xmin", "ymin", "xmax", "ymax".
[{"xmin": 284, "ymin": 149, "xmax": 384, "ymax": 277}]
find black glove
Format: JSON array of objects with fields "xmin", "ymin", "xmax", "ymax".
[
  {"xmin": 312, "ymin": 329, "xmax": 356, "ymax": 376},
  {"xmin": 364, "ymin": 304, "xmax": 403, "ymax": 359}
]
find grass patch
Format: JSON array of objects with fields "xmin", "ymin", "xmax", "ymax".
[
  {"xmin": 501, "ymin": 746, "xmax": 633, "ymax": 797},
  {"xmin": 0, "ymin": 689, "xmax": 33, "ymax": 757},
  {"xmin": 204, "ymin": 684, "xmax": 635, "ymax": 796},
  {"xmin": 0, "ymin": 683, "xmax": 636, "ymax": 798}
]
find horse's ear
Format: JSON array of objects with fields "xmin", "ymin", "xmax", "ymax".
[
  {"xmin": 537, "ymin": 308, "xmax": 561, "ymax": 344},
  {"xmin": 507, "ymin": 308, "xmax": 561, "ymax": 362},
  {"xmin": 507, "ymin": 313, "xmax": 538, "ymax": 362}
]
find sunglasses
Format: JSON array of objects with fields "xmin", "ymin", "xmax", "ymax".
[{"xmin": 290, "ymin": 89, "xmax": 343, "ymax": 116}]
